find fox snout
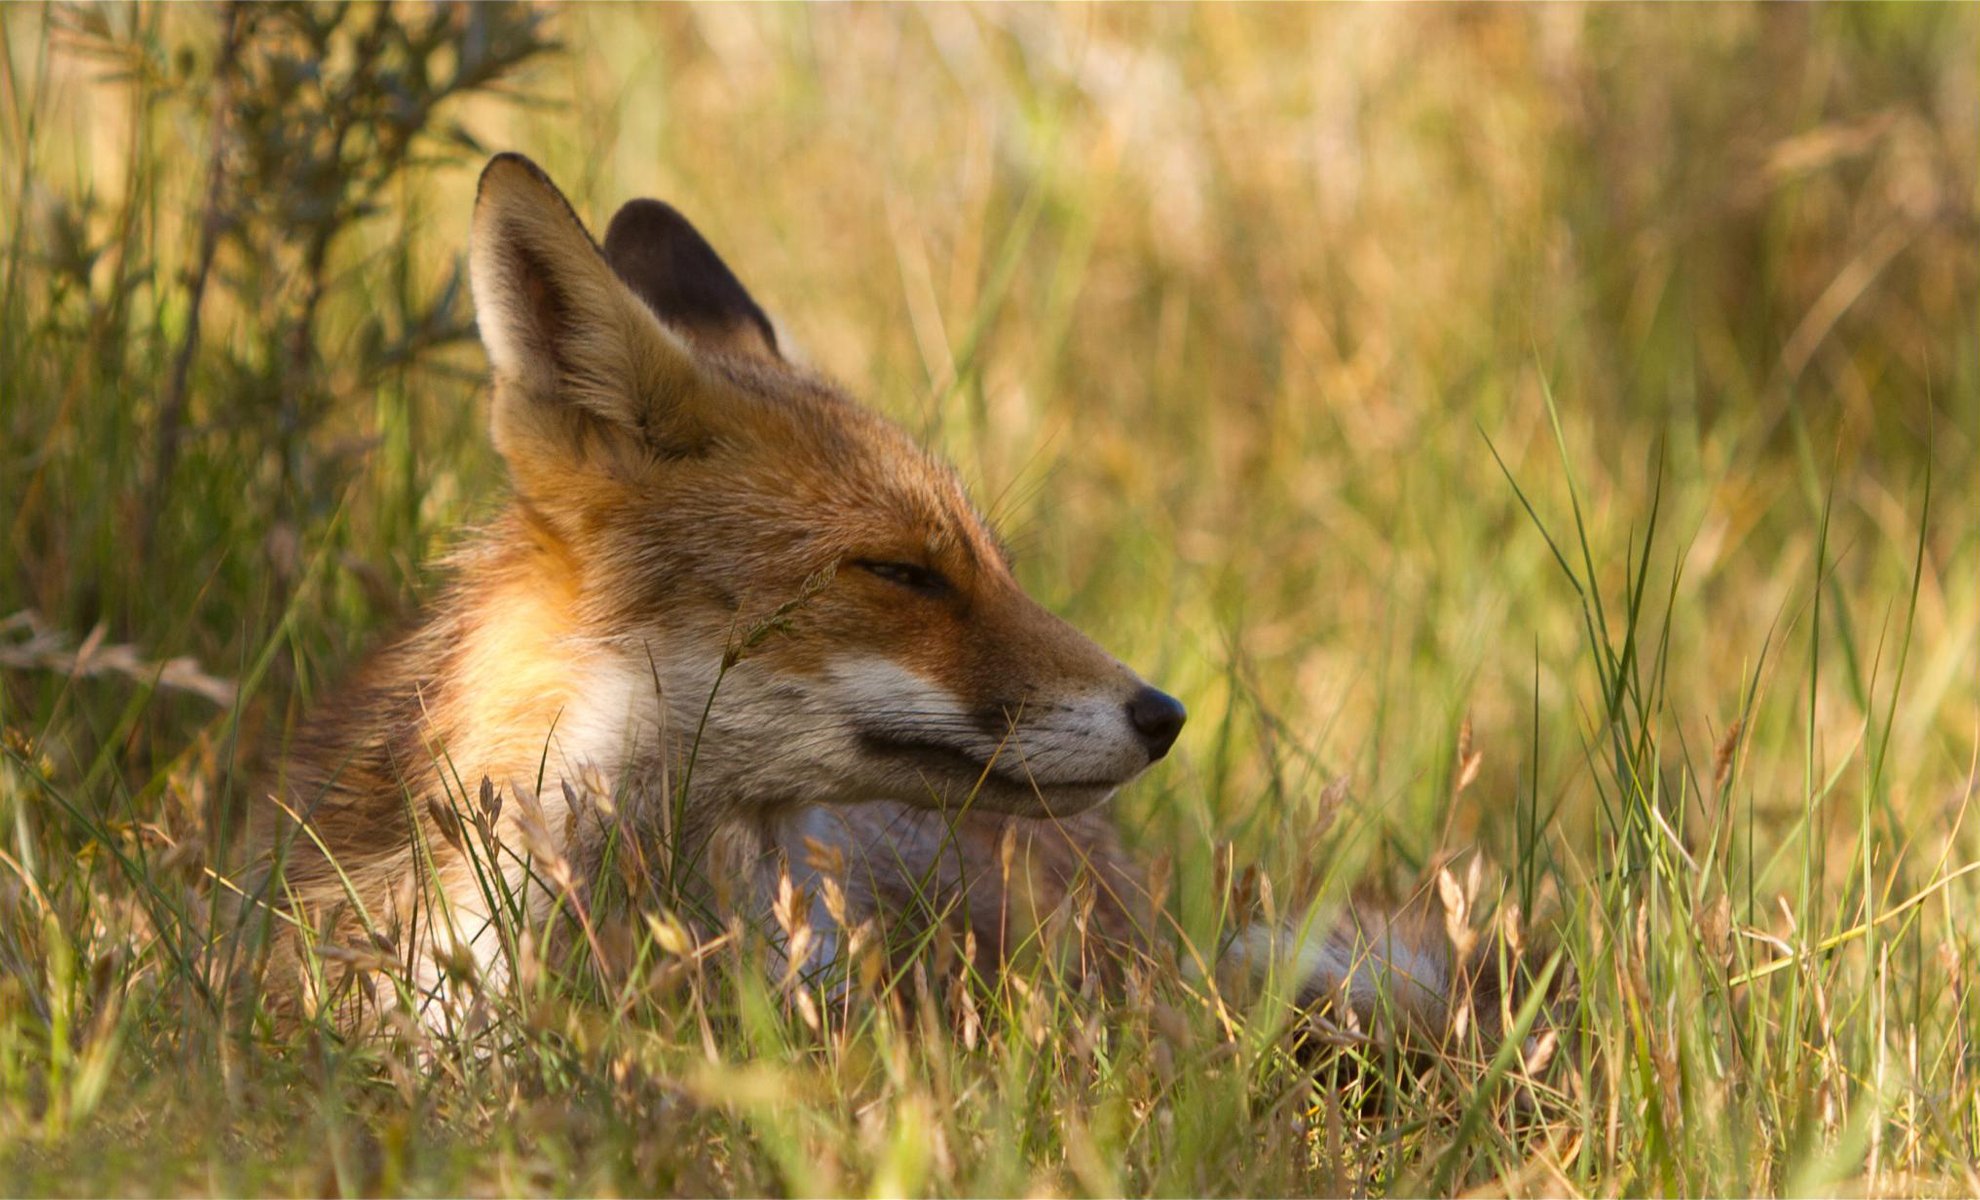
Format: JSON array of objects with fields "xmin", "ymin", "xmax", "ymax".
[
  {"xmin": 814, "ymin": 651, "xmax": 1183, "ymax": 818},
  {"xmin": 1126, "ymin": 686, "xmax": 1187, "ymax": 761}
]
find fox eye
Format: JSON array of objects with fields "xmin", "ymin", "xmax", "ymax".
[{"xmin": 853, "ymin": 559, "xmax": 953, "ymax": 597}]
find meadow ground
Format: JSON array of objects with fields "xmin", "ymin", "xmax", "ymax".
[{"xmin": 2, "ymin": 4, "xmax": 1977, "ymax": 1195}]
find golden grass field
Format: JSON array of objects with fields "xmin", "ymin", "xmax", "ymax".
[{"xmin": 2, "ymin": 3, "xmax": 1977, "ymax": 1194}]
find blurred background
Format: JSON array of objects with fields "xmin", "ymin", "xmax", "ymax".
[
  {"xmin": 3, "ymin": 4, "xmax": 1978, "ymax": 1191},
  {"xmin": 2, "ymin": 0, "xmax": 1976, "ymax": 1018}
]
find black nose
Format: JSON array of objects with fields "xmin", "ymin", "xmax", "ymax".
[{"xmin": 1125, "ymin": 687, "xmax": 1187, "ymax": 761}]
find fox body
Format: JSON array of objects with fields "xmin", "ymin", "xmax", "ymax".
[{"xmin": 244, "ymin": 154, "xmax": 1457, "ymax": 1032}]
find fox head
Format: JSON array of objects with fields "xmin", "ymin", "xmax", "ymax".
[{"xmin": 465, "ymin": 154, "xmax": 1184, "ymax": 819}]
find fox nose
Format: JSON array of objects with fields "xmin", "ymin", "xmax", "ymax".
[{"xmin": 1125, "ymin": 687, "xmax": 1187, "ymax": 761}]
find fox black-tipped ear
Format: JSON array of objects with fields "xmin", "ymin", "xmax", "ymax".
[
  {"xmin": 469, "ymin": 154, "xmax": 705, "ymax": 487},
  {"xmin": 604, "ymin": 199, "xmax": 780, "ymax": 363}
]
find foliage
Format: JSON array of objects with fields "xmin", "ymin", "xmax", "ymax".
[{"xmin": 2, "ymin": 3, "xmax": 1976, "ymax": 1194}]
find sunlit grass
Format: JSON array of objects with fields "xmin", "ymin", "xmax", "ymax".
[{"xmin": 2, "ymin": 3, "xmax": 1977, "ymax": 1194}]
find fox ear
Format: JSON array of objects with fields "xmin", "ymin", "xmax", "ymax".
[
  {"xmin": 469, "ymin": 154, "xmax": 705, "ymax": 483},
  {"xmin": 604, "ymin": 199, "xmax": 780, "ymax": 363}
]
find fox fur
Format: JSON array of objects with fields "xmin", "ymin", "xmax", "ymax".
[{"xmin": 235, "ymin": 153, "xmax": 1478, "ymax": 1037}]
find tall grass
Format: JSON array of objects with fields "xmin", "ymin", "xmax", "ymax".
[{"xmin": 3, "ymin": 3, "xmax": 1976, "ymax": 1194}]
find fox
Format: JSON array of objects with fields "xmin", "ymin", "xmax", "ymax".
[{"xmin": 234, "ymin": 153, "xmax": 1479, "ymax": 1039}]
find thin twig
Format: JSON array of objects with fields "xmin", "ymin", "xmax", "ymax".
[
  {"xmin": 144, "ymin": 0, "xmax": 248, "ymax": 557},
  {"xmin": 0, "ymin": 609, "xmax": 238, "ymax": 708}
]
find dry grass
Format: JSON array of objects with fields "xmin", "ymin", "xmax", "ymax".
[{"xmin": 2, "ymin": 3, "xmax": 1977, "ymax": 1194}]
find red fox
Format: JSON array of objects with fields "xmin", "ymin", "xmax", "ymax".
[{"xmin": 238, "ymin": 153, "xmax": 1471, "ymax": 1036}]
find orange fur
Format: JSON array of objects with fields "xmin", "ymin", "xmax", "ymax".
[{"xmin": 233, "ymin": 154, "xmax": 1474, "ymax": 1038}]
